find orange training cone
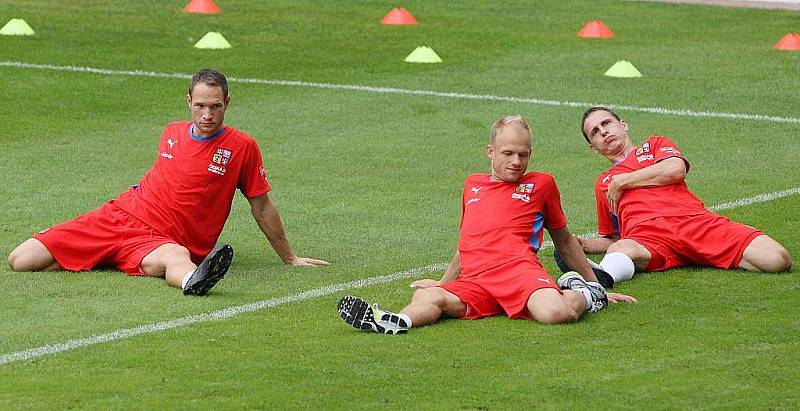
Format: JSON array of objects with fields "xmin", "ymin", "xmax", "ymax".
[
  {"xmin": 775, "ymin": 32, "xmax": 800, "ymax": 50},
  {"xmin": 578, "ymin": 20, "xmax": 614, "ymax": 38},
  {"xmin": 184, "ymin": 0, "xmax": 221, "ymax": 14},
  {"xmin": 381, "ymin": 7, "xmax": 417, "ymax": 25}
]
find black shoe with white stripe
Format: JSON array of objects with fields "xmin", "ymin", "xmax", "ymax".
[{"xmin": 183, "ymin": 244, "xmax": 233, "ymax": 296}]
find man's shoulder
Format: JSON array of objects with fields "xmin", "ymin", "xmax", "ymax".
[
  {"xmin": 165, "ymin": 121, "xmax": 191, "ymax": 129},
  {"xmin": 464, "ymin": 173, "xmax": 490, "ymax": 183},
  {"xmin": 522, "ymin": 171, "xmax": 556, "ymax": 185},
  {"xmin": 223, "ymin": 126, "xmax": 258, "ymax": 144}
]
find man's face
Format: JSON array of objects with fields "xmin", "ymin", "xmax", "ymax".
[
  {"xmin": 487, "ymin": 126, "xmax": 531, "ymax": 183},
  {"xmin": 187, "ymin": 82, "xmax": 230, "ymax": 137},
  {"xmin": 582, "ymin": 110, "xmax": 630, "ymax": 156}
]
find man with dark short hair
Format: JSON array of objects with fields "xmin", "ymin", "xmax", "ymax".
[
  {"xmin": 8, "ymin": 68, "xmax": 328, "ymax": 295},
  {"xmin": 555, "ymin": 106, "xmax": 791, "ymax": 287},
  {"xmin": 338, "ymin": 115, "xmax": 636, "ymax": 334}
]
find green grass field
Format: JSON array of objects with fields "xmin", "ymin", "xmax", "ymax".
[{"xmin": 1, "ymin": 0, "xmax": 798, "ymax": 408}]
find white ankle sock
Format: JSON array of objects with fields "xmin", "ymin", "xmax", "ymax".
[
  {"xmin": 578, "ymin": 289, "xmax": 593, "ymax": 312},
  {"xmin": 599, "ymin": 252, "xmax": 635, "ymax": 283},
  {"xmin": 180, "ymin": 270, "xmax": 195, "ymax": 289}
]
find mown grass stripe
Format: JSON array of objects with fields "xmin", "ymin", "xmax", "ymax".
[{"xmin": 2, "ymin": 60, "xmax": 799, "ymax": 124}]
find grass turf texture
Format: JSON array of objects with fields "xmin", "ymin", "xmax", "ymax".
[{"xmin": 0, "ymin": 0, "xmax": 798, "ymax": 408}]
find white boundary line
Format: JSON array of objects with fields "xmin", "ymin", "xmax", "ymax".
[
  {"xmin": 2, "ymin": 60, "xmax": 800, "ymax": 124},
  {"xmin": 1, "ymin": 187, "xmax": 797, "ymax": 365}
]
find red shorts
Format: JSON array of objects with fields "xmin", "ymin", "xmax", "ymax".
[
  {"xmin": 440, "ymin": 259, "xmax": 560, "ymax": 320},
  {"xmin": 33, "ymin": 202, "xmax": 175, "ymax": 275},
  {"xmin": 625, "ymin": 213, "xmax": 763, "ymax": 272}
]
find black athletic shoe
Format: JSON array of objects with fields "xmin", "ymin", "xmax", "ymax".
[
  {"xmin": 553, "ymin": 250, "xmax": 615, "ymax": 289},
  {"xmin": 337, "ymin": 295, "xmax": 409, "ymax": 335},
  {"xmin": 183, "ymin": 244, "xmax": 233, "ymax": 296}
]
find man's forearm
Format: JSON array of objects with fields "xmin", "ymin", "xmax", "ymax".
[
  {"xmin": 581, "ymin": 236, "xmax": 616, "ymax": 254},
  {"xmin": 252, "ymin": 206, "xmax": 295, "ymax": 264}
]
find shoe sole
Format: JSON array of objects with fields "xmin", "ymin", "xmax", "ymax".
[
  {"xmin": 338, "ymin": 296, "xmax": 382, "ymax": 332},
  {"xmin": 184, "ymin": 245, "xmax": 233, "ymax": 296},
  {"xmin": 337, "ymin": 296, "xmax": 408, "ymax": 335}
]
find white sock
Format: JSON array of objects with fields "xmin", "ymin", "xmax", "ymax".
[
  {"xmin": 578, "ymin": 289, "xmax": 593, "ymax": 312},
  {"xmin": 397, "ymin": 313, "xmax": 413, "ymax": 328},
  {"xmin": 599, "ymin": 252, "xmax": 635, "ymax": 283},
  {"xmin": 180, "ymin": 270, "xmax": 195, "ymax": 289}
]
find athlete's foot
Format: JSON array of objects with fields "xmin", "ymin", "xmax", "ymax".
[
  {"xmin": 557, "ymin": 272, "xmax": 608, "ymax": 313},
  {"xmin": 337, "ymin": 295, "xmax": 409, "ymax": 335},
  {"xmin": 183, "ymin": 244, "xmax": 233, "ymax": 296},
  {"xmin": 553, "ymin": 250, "xmax": 615, "ymax": 289}
]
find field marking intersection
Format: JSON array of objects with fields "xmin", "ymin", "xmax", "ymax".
[
  {"xmin": 2, "ymin": 60, "xmax": 800, "ymax": 124},
  {"xmin": 1, "ymin": 187, "xmax": 798, "ymax": 366}
]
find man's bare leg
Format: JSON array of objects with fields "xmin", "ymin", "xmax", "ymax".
[
  {"xmin": 7, "ymin": 239, "xmax": 62, "ymax": 272},
  {"xmin": 399, "ymin": 287, "xmax": 467, "ymax": 327},
  {"xmin": 526, "ymin": 288, "xmax": 584, "ymax": 324},
  {"xmin": 738, "ymin": 235, "xmax": 792, "ymax": 272},
  {"xmin": 140, "ymin": 243, "xmax": 196, "ymax": 288}
]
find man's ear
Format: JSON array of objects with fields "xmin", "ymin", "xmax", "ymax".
[
  {"xmin": 224, "ymin": 95, "xmax": 231, "ymax": 107},
  {"xmin": 620, "ymin": 120, "xmax": 628, "ymax": 132},
  {"xmin": 186, "ymin": 94, "xmax": 192, "ymax": 107},
  {"xmin": 486, "ymin": 144, "xmax": 494, "ymax": 159}
]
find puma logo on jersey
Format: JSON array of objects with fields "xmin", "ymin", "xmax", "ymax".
[
  {"xmin": 471, "ymin": 187, "xmax": 482, "ymax": 194},
  {"xmin": 167, "ymin": 139, "xmax": 178, "ymax": 149}
]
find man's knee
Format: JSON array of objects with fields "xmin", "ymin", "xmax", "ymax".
[
  {"xmin": 411, "ymin": 287, "xmax": 449, "ymax": 306},
  {"xmin": 528, "ymin": 291, "xmax": 579, "ymax": 325},
  {"xmin": 607, "ymin": 239, "xmax": 651, "ymax": 270},
  {"xmin": 758, "ymin": 247, "xmax": 792, "ymax": 272},
  {"xmin": 141, "ymin": 243, "xmax": 192, "ymax": 275},
  {"xmin": 7, "ymin": 239, "xmax": 55, "ymax": 272},
  {"xmin": 532, "ymin": 301, "xmax": 579, "ymax": 324},
  {"xmin": 741, "ymin": 236, "xmax": 792, "ymax": 273}
]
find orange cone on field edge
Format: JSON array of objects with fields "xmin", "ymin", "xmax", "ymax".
[
  {"xmin": 578, "ymin": 20, "xmax": 614, "ymax": 38},
  {"xmin": 381, "ymin": 7, "xmax": 417, "ymax": 25},
  {"xmin": 184, "ymin": 0, "xmax": 221, "ymax": 14},
  {"xmin": 774, "ymin": 32, "xmax": 800, "ymax": 50}
]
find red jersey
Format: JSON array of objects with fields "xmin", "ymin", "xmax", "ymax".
[
  {"xmin": 458, "ymin": 172, "xmax": 568, "ymax": 276},
  {"xmin": 595, "ymin": 135, "xmax": 705, "ymax": 237},
  {"xmin": 112, "ymin": 122, "xmax": 271, "ymax": 262}
]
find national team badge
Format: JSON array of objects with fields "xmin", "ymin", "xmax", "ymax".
[
  {"xmin": 515, "ymin": 183, "xmax": 534, "ymax": 193},
  {"xmin": 212, "ymin": 148, "xmax": 232, "ymax": 166},
  {"xmin": 208, "ymin": 147, "xmax": 232, "ymax": 176}
]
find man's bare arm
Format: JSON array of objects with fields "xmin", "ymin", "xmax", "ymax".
[{"xmin": 248, "ymin": 193, "xmax": 329, "ymax": 267}]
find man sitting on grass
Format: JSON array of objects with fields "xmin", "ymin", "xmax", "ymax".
[
  {"xmin": 338, "ymin": 115, "xmax": 637, "ymax": 334},
  {"xmin": 554, "ymin": 106, "xmax": 791, "ymax": 288},
  {"xmin": 8, "ymin": 68, "xmax": 328, "ymax": 295}
]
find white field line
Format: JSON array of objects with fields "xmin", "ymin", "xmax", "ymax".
[
  {"xmin": 0, "ymin": 263, "xmax": 448, "ymax": 365},
  {"xmin": 1, "ymin": 187, "xmax": 797, "ymax": 365},
  {"xmin": 2, "ymin": 60, "xmax": 800, "ymax": 124}
]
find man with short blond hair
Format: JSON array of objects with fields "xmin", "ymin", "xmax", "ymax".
[{"xmin": 338, "ymin": 115, "xmax": 636, "ymax": 334}]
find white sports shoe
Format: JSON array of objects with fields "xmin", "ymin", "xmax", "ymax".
[{"xmin": 557, "ymin": 272, "xmax": 608, "ymax": 313}]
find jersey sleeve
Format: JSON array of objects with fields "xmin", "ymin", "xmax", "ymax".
[
  {"xmin": 651, "ymin": 135, "xmax": 690, "ymax": 173},
  {"xmin": 238, "ymin": 139, "xmax": 271, "ymax": 199},
  {"xmin": 595, "ymin": 176, "xmax": 619, "ymax": 236},
  {"xmin": 541, "ymin": 175, "xmax": 568, "ymax": 231}
]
